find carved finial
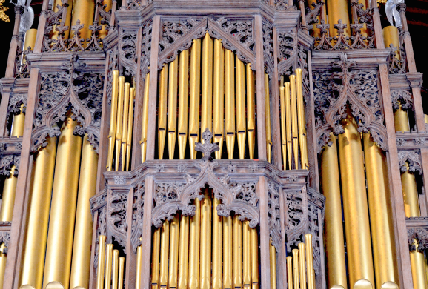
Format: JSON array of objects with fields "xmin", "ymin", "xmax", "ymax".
[{"xmin": 195, "ymin": 129, "xmax": 219, "ymax": 161}]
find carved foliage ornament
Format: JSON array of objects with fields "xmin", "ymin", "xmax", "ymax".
[
  {"xmin": 32, "ymin": 55, "xmax": 103, "ymax": 152},
  {"xmin": 0, "ymin": 232, "xmax": 10, "ymax": 254},
  {"xmin": 131, "ymin": 182, "xmax": 145, "ymax": 252},
  {"xmin": 277, "ymin": 28, "xmax": 298, "ymax": 75},
  {"xmin": 398, "ymin": 150, "xmax": 422, "ymax": 174},
  {"xmin": 408, "ymin": 228, "xmax": 428, "ymax": 252},
  {"xmin": 0, "ymin": 154, "xmax": 20, "ymax": 177},
  {"xmin": 268, "ymin": 181, "xmax": 281, "ymax": 251},
  {"xmin": 107, "ymin": 188, "xmax": 127, "ymax": 249},
  {"xmin": 262, "ymin": 19, "xmax": 274, "ymax": 76},
  {"xmin": 391, "ymin": 90, "xmax": 412, "ymax": 111},
  {"xmin": 313, "ymin": 54, "xmax": 387, "ymax": 153}
]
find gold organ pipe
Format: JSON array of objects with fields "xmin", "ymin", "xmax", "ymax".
[
  {"xmin": 246, "ymin": 64, "xmax": 256, "ymax": 159},
  {"xmin": 212, "ymin": 198, "xmax": 223, "ymax": 289},
  {"xmin": 286, "ymin": 257, "xmax": 293, "ymax": 289},
  {"xmin": 296, "ymin": 69, "xmax": 308, "ymax": 169},
  {"xmin": 270, "ymin": 242, "xmax": 277, "ymax": 289},
  {"xmin": 305, "ymin": 234, "xmax": 315, "ymax": 289},
  {"xmin": 224, "ymin": 215, "xmax": 233, "ymax": 289},
  {"xmin": 70, "ymin": 0, "xmax": 95, "ymax": 41},
  {"xmin": 70, "ymin": 135, "xmax": 99, "ymax": 289},
  {"xmin": 105, "ymin": 244, "xmax": 113, "ymax": 289},
  {"xmin": 96, "ymin": 235, "xmax": 106, "ymax": 289},
  {"xmin": 159, "ymin": 220, "xmax": 170, "ymax": 288},
  {"xmin": 265, "ymin": 73, "xmax": 272, "ymax": 163},
  {"xmin": 383, "ymin": 26, "xmax": 400, "ymax": 60},
  {"xmin": 115, "ymin": 76, "xmax": 125, "ymax": 171},
  {"xmin": 189, "ymin": 199, "xmax": 201, "ymax": 289},
  {"xmin": 213, "ymin": 39, "xmax": 225, "ymax": 159},
  {"xmin": 0, "ymin": 166, "xmax": 18, "ymax": 222},
  {"xmin": 243, "ymin": 221, "xmax": 251, "ymax": 288},
  {"xmin": 0, "ymin": 246, "xmax": 6, "ymax": 289},
  {"xmin": 118, "ymin": 257, "xmax": 125, "ymax": 289},
  {"xmin": 168, "ymin": 59, "xmax": 178, "ymax": 160},
  {"xmin": 236, "ymin": 56, "xmax": 246, "ymax": 159},
  {"xmin": 402, "ymin": 163, "xmax": 420, "ymax": 217},
  {"xmin": 126, "ymin": 87, "xmax": 134, "ymax": 170},
  {"xmin": 141, "ymin": 73, "xmax": 150, "ymax": 163},
  {"xmin": 233, "ymin": 217, "xmax": 243, "ymax": 288},
  {"xmin": 43, "ymin": 117, "xmax": 82, "ymax": 289},
  {"xmin": 158, "ymin": 66, "xmax": 168, "ymax": 159},
  {"xmin": 121, "ymin": 83, "xmax": 130, "ymax": 170},
  {"xmin": 298, "ymin": 243, "xmax": 306, "ymax": 289},
  {"xmin": 338, "ymin": 114, "xmax": 374, "ymax": 287},
  {"xmin": 250, "ymin": 224, "xmax": 259, "ymax": 289},
  {"xmin": 321, "ymin": 133, "xmax": 347, "ymax": 289},
  {"xmin": 200, "ymin": 190, "xmax": 212, "ymax": 289},
  {"xmin": 178, "ymin": 215, "xmax": 189, "ymax": 289},
  {"xmin": 225, "ymin": 49, "xmax": 235, "ymax": 160},
  {"xmin": 394, "ymin": 102, "xmax": 410, "ymax": 132},
  {"xmin": 292, "ymin": 249, "xmax": 299, "ymax": 289},
  {"xmin": 20, "ymin": 136, "xmax": 57, "ymax": 289},
  {"xmin": 363, "ymin": 133, "xmax": 399, "ymax": 288},
  {"xmin": 11, "ymin": 104, "xmax": 25, "ymax": 137},
  {"xmin": 178, "ymin": 50, "xmax": 189, "ymax": 160},
  {"xmin": 280, "ymin": 87, "xmax": 287, "ymax": 170},
  {"xmin": 290, "ymin": 75, "xmax": 299, "ymax": 169},
  {"xmin": 107, "ymin": 70, "xmax": 119, "ymax": 171},
  {"xmin": 151, "ymin": 228, "xmax": 161, "ymax": 289},
  {"xmin": 326, "ymin": 0, "xmax": 351, "ymax": 37},
  {"xmin": 169, "ymin": 216, "xmax": 180, "ymax": 288},
  {"xmin": 410, "ymin": 240, "xmax": 428, "ymax": 289},
  {"xmin": 285, "ymin": 82, "xmax": 292, "ymax": 170},
  {"xmin": 112, "ymin": 250, "xmax": 119, "ymax": 289},
  {"xmin": 189, "ymin": 39, "xmax": 201, "ymax": 160},
  {"xmin": 24, "ymin": 28, "xmax": 37, "ymax": 50},
  {"xmin": 136, "ymin": 245, "xmax": 142, "ymax": 289},
  {"xmin": 201, "ymin": 33, "xmax": 213, "ymax": 140}
]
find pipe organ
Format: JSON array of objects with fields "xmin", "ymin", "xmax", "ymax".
[{"xmin": 0, "ymin": 1, "xmax": 426, "ymax": 289}]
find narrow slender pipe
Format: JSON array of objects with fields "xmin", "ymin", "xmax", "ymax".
[
  {"xmin": 178, "ymin": 215, "xmax": 189, "ymax": 289},
  {"xmin": 121, "ymin": 82, "xmax": 130, "ymax": 170},
  {"xmin": 305, "ymin": 235, "xmax": 315, "ymax": 289},
  {"xmin": 284, "ymin": 83, "xmax": 292, "ymax": 169},
  {"xmin": 96, "ymin": 235, "xmax": 106, "ymax": 289},
  {"xmin": 200, "ymin": 190, "xmax": 212, "ymax": 289},
  {"xmin": 70, "ymin": 0, "xmax": 94, "ymax": 41},
  {"xmin": 212, "ymin": 198, "xmax": 223, "ymax": 289},
  {"xmin": 265, "ymin": 74, "xmax": 272, "ymax": 163},
  {"xmin": 112, "ymin": 250, "xmax": 119, "ymax": 289},
  {"xmin": 233, "ymin": 217, "xmax": 243, "ymax": 288},
  {"xmin": 383, "ymin": 26, "xmax": 400, "ymax": 60},
  {"xmin": 321, "ymin": 133, "xmax": 347, "ymax": 289},
  {"xmin": 236, "ymin": 56, "xmax": 246, "ymax": 159},
  {"xmin": 43, "ymin": 118, "xmax": 82, "ymax": 289},
  {"xmin": 178, "ymin": 50, "xmax": 189, "ymax": 160},
  {"xmin": 158, "ymin": 66, "xmax": 169, "ymax": 159},
  {"xmin": 224, "ymin": 215, "xmax": 233, "ymax": 289},
  {"xmin": 213, "ymin": 40, "xmax": 225, "ymax": 159},
  {"xmin": 11, "ymin": 104, "xmax": 25, "ymax": 137},
  {"xmin": 290, "ymin": 75, "xmax": 299, "ymax": 169},
  {"xmin": 326, "ymin": 0, "xmax": 351, "ymax": 37},
  {"xmin": 107, "ymin": 70, "xmax": 119, "ymax": 171},
  {"xmin": 118, "ymin": 257, "xmax": 125, "ymax": 289},
  {"xmin": 394, "ymin": 102, "xmax": 410, "ymax": 132},
  {"xmin": 295, "ymin": 69, "xmax": 308, "ymax": 169},
  {"xmin": 279, "ymin": 87, "xmax": 287, "ymax": 170},
  {"xmin": 402, "ymin": 163, "xmax": 420, "ymax": 217},
  {"xmin": 286, "ymin": 257, "xmax": 293, "ymax": 289},
  {"xmin": 410, "ymin": 240, "xmax": 428, "ymax": 289},
  {"xmin": 298, "ymin": 243, "xmax": 306, "ymax": 289},
  {"xmin": 189, "ymin": 199, "xmax": 201, "ymax": 289},
  {"xmin": 0, "ymin": 167, "xmax": 17, "ymax": 222},
  {"xmin": 363, "ymin": 133, "xmax": 399, "ymax": 287},
  {"xmin": 243, "ymin": 221, "xmax": 252, "ymax": 288},
  {"xmin": 0, "ymin": 249, "xmax": 6, "ymax": 289},
  {"xmin": 292, "ymin": 249, "xmax": 299, "ymax": 289},
  {"xmin": 247, "ymin": 64, "xmax": 256, "ymax": 159},
  {"xmin": 169, "ymin": 215, "xmax": 180, "ymax": 288},
  {"xmin": 105, "ymin": 244, "xmax": 113, "ymax": 289},
  {"xmin": 250, "ymin": 227, "xmax": 259, "ymax": 289},
  {"xmin": 159, "ymin": 220, "xmax": 170, "ymax": 288},
  {"xmin": 126, "ymin": 87, "xmax": 134, "ymax": 170},
  {"xmin": 23, "ymin": 28, "xmax": 37, "ymax": 50},
  {"xmin": 115, "ymin": 76, "xmax": 125, "ymax": 171},
  {"xmin": 270, "ymin": 242, "xmax": 277, "ymax": 289},
  {"xmin": 70, "ymin": 135, "xmax": 98, "ymax": 289},
  {"xmin": 201, "ymin": 33, "xmax": 213, "ymax": 139},
  {"xmin": 151, "ymin": 228, "xmax": 161, "ymax": 289},
  {"xmin": 189, "ymin": 39, "xmax": 201, "ymax": 159},
  {"xmin": 168, "ymin": 59, "xmax": 178, "ymax": 159},
  {"xmin": 136, "ymin": 245, "xmax": 142, "ymax": 289},
  {"xmin": 225, "ymin": 49, "xmax": 235, "ymax": 159},
  {"xmin": 141, "ymin": 73, "xmax": 150, "ymax": 163}
]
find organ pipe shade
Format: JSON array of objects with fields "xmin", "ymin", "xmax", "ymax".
[
  {"xmin": 20, "ymin": 137, "xmax": 57, "ymax": 289},
  {"xmin": 43, "ymin": 117, "xmax": 83, "ymax": 289}
]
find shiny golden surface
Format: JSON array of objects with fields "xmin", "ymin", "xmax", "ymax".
[
  {"xmin": 158, "ymin": 66, "xmax": 168, "ymax": 159},
  {"xmin": 410, "ymin": 240, "xmax": 428, "ymax": 289},
  {"xmin": 126, "ymin": 87, "xmax": 134, "ymax": 170},
  {"xmin": 338, "ymin": 115, "xmax": 374, "ymax": 287},
  {"xmin": 223, "ymin": 215, "xmax": 233, "ymax": 289},
  {"xmin": 285, "ymin": 82, "xmax": 292, "ymax": 169},
  {"xmin": 200, "ymin": 191, "xmax": 212, "ymax": 289},
  {"xmin": 178, "ymin": 215, "xmax": 189, "ymax": 289},
  {"xmin": 121, "ymin": 83, "xmax": 130, "ymax": 170},
  {"xmin": 225, "ymin": 49, "xmax": 235, "ymax": 160},
  {"xmin": 299, "ymin": 242, "xmax": 306, "ymax": 289},
  {"xmin": 265, "ymin": 73, "xmax": 272, "ymax": 163},
  {"xmin": 151, "ymin": 228, "xmax": 161, "ymax": 289},
  {"xmin": 107, "ymin": 70, "xmax": 119, "ymax": 171},
  {"xmin": 233, "ymin": 217, "xmax": 243, "ymax": 288},
  {"xmin": 24, "ymin": 29, "xmax": 37, "ymax": 50},
  {"xmin": 0, "ymin": 167, "xmax": 17, "ymax": 222},
  {"xmin": 236, "ymin": 56, "xmax": 246, "ymax": 159},
  {"xmin": 96, "ymin": 235, "xmax": 106, "ymax": 289},
  {"xmin": 212, "ymin": 198, "xmax": 223, "ymax": 289},
  {"xmin": 213, "ymin": 40, "xmax": 225, "ymax": 159},
  {"xmin": 105, "ymin": 244, "xmax": 113, "ymax": 289},
  {"xmin": 70, "ymin": 135, "xmax": 98, "ymax": 289},
  {"xmin": 250, "ymin": 224, "xmax": 259, "ymax": 289},
  {"xmin": 189, "ymin": 199, "xmax": 200, "ymax": 289},
  {"xmin": 169, "ymin": 215, "xmax": 179, "ymax": 288},
  {"xmin": 363, "ymin": 133, "xmax": 398, "ymax": 289},
  {"xmin": 270, "ymin": 243, "xmax": 277, "ymax": 289},
  {"xmin": 247, "ymin": 64, "xmax": 256, "ymax": 159},
  {"xmin": 115, "ymin": 76, "xmax": 125, "ymax": 171},
  {"xmin": 287, "ymin": 257, "xmax": 293, "ymax": 289},
  {"xmin": 401, "ymin": 164, "xmax": 420, "ymax": 217},
  {"xmin": 141, "ymin": 73, "xmax": 150, "ymax": 163},
  {"xmin": 0, "ymin": 250, "xmax": 6, "ymax": 289},
  {"xmin": 136, "ymin": 245, "xmax": 142, "ymax": 289},
  {"xmin": 296, "ymin": 69, "xmax": 308, "ymax": 169},
  {"xmin": 290, "ymin": 75, "xmax": 299, "ymax": 169},
  {"xmin": 52, "ymin": 0, "xmax": 73, "ymax": 39},
  {"xmin": 178, "ymin": 50, "xmax": 189, "ymax": 160},
  {"xmin": 44, "ymin": 118, "xmax": 82, "ymax": 289},
  {"xmin": 159, "ymin": 220, "xmax": 170, "ymax": 287},
  {"xmin": 70, "ymin": 0, "xmax": 94, "ymax": 40},
  {"xmin": 292, "ymin": 249, "xmax": 299, "ymax": 289},
  {"xmin": 11, "ymin": 105, "xmax": 25, "ymax": 137},
  {"xmin": 305, "ymin": 234, "xmax": 315, "ymax": 289},
  {"xmin": 118, "ymin": 257, "xmax": 125, "ymax": 289},
  {"xmin": 280, "ymin": 86, "xmax": 287, "ymax": 169},
  {"xmin": 189, "ymin": 39, "xmax": 201, "ymax": 159},
  {"xmin": 243, "ymin": 221, "xmax": 251, "ymax": 288},
  {"xmin": 327, "ymin": 0, "xmax": 351, "ymax": 37},
  {"xmin": 394, "ymin": 103, "xmax": 410, "ymax": 132},
  {"xmin": 383, "ymin": 26, "xmax": 400, "ymax": 59},
  {"xmin": 201, "ymin": 33, "xmax": 213, "ymax": 138},
  {"xmin": 168, "ymin": 59, "xmax": 178, "ymax": 160},
  {"xmin": 112, "ymin": 250, "xmax": 119, "ymax": 289},
  {"xmin": 321, "ymin": 133, "xmax": 347, "ymax": 289}
]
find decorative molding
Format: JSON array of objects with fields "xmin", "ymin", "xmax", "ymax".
[
  {"xmin": 398, "ymin": 150, "xmax": 422, "ymax": 174},
  {"xmin": 262, "ymin": 18, "xmax": 273, "ymax": 76},
  {"xmin": 277, "ymin": 28, "xmax": 297, "ymax": 76},
  {"xmin": 391, "ymin": 90, "xmax": 413, "ymax": 111},
  {"xmin": 408, "ymin": 228, "xmax": 428, "ymax": 252},
  {"xmin": 0, "ymin": 154, "xmax": 20, "ymax": 177}
]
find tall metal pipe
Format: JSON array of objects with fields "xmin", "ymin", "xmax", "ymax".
[
  {"xmin": 246, "ymin": 64, "xmax": 256, "ymax": 159},
  {"xmin": 265, "ymin": 74, "xmax": 272, "ymax": 163},
  {"xmin": 169, "ymin": 216, "xmax": 179, "ymax": 288},
  {"xmin": 178, "ymin": 215, "xmax": 189, "ymax": 289},
  {"xmin": 151, "ymin": 228, "xmax": 161, "ymax": 289},
  {"xmin": 178, "ymin": 50, "xmax": 189, "ymax": 160},
  {"xmin": 224, "ymin": 215, "xmax": 233, "ymax": 289},
  {"xmin": 236, "ymin": 57, "xmax": 246, "ymax": 159},
  {"xmin": 201, "ymin": 33, "xmax": 213, "ymax": 139},
  {"xmin": 70, "ymin": 0, "xmax": 95, "ymax": 41},
  {"xmin": 200, "ymin": 190, "xmax": 212, "ymax": 289},
  {"xmin": 326, "ymin": 0, "xmax": 351, "ymax": 37},
  {"xmin": 158, "ymin": 66, "xmax": 168, "ymax": 159},
  {"xmin": 96, "ymin": 235, "xmax": 106, "ymax": 289},
  {"xmin": 188, "ymin": 199, "xmax": 201, "ymax": 289},
  {"xmin": 115, "ymin": 76, "xmax": 125, "ymax": 171},
  {"xmin": 225, "ymin": 49, "xmax": 235, "ymax": 160},
  {"xmin": 189, "ymin": 39, "xmax": 201, "ymax": 159},
  {"xmin": 107, "ymin": 70, "xmax": 119, "ymax": 171},
  {"xmin": 213, "ymin": 39, "xmax": 225, "ymax": 159},
  {"xmin": 168, "ymin": 59, "xmax": 178, "ymax": 160},
  {"xmin": 159, "ymin": 220, "xmax": 170, "ymax": 288},
  {"xmin": 121, "ymin": 82, "xmax": 130, "ymax": 170},
  {"xmin": 212, "ymin": 198, "xmax": 223, "ymax": 289},
  {"xmin": 233, "ymin": 217, "xmax": 243, "ymax": 288}
]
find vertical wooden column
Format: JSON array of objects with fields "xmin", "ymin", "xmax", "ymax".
[
  {"xmin": 146, "ymin": 16, "xmax": 161, "ymax": 161},
  {"xmin": 272, "ymin": 27, "xmax": 282, "ymax": 170},
  {"xmin": 378, "ymin": 63, "xmax": 413, "ymax": 289},
  {"xmin": 33, "ymin": 0, "xmax": 50, "ymax": 53},
  {"xmin": 3, "ymin": 68, "xmax": 40, "ymax": 289},
  {"xmin": 0, "ymin": 91, "xmax": 11, "ymax": 136},
  {"xmin": 125, "ymin": 185, "xmax": 136, "ymax": 289},
  {"xmin": 5, "ymin": 6, "xmax": 21, "ymax": 78},
  {"xmin": 140, "ymin": 176, "xmax": 154, "ymax": 289},
  {"xmin": 255, "ymin": 15, "xmax": 267, "ymax": 161},
  {"xmin": 278, "ymin": 188, "xmax": 287, "ymax": 289},
  {"xmin": 257, "ymin": 176, "xmax": 271, "ymax": 289}
]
